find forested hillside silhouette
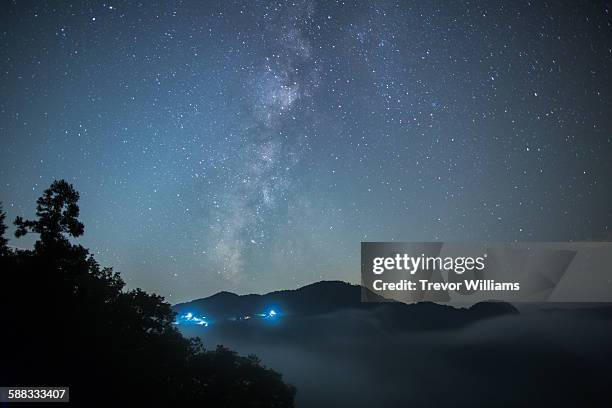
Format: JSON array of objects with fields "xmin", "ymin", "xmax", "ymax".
[{"xmin": 0, "ymin": 180, "xmax": 295, "ymax": 406}]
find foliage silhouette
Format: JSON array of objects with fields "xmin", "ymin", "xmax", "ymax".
[
  {"xmin": 0, "ymin": 180, "xmax": 295, "ymax": 406},
  {"xmin": 0, "ymin": 202, "xmax": 8, "ymax": 255},
  {"xmin": 14, "ymin": 179, "xmax": 84, "ymax": 253}
]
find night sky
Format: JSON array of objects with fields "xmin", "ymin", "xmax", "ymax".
[{"xmin": 1, "ymin": 1, "xmax": 611, "ymax": 302}]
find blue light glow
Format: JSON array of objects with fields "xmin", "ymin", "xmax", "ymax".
[
  {"xmin": 175, "ymin": 312, "xmax": 209, "ymax": 326},
  {"xmin": 265, "ymin": 309, "xmax": 279, "ymax": 319}
]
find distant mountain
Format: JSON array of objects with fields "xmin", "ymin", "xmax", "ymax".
[
  {"xmin": 174, "ymin": 281, "xmax": 373, "ymax": 320},
  {"xmin": 173, "ymin": 280, "xmax": 518, "ymax": 330},
  {"xmin": 172, "ymin": 281, "xmax": 612, "ymax": 408}
]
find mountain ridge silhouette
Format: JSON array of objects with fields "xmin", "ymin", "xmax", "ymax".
[{"xmin": 173, "ymin": 280, "xmax": 518, "ymax": 330}]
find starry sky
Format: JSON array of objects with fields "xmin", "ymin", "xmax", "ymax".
[{"xmin": 1, "ymin": 0, "xmax": 611, "ymax": 302}]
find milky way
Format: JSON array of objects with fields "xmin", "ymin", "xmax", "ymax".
[
  {"xmin": 1, "ymin": 1, "xmax": 611, "ymax": 301},
  {"xmin": 210, "ymin": 0, "xmax": 318, "ymax": 282}
]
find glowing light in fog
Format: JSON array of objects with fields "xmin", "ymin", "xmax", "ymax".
[
  {"xmin": 175, "ymin": 312, "xmax": 209, "ymax": 326},
  {"xmin": 265, "ymin": 309, "xmax": 279, "ymax": 319}
]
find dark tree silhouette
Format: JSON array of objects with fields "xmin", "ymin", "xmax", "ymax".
[
  {"xmin": 0, "ymin": 202, "xmax": 8, "ymax": 255},
  {"xmin": 14, "ymin": 179, "xmax": 84, "ymax": 251},
  {"xmin": 0, "ymin": 180, "xmax": 295, "ymax": 406}
]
